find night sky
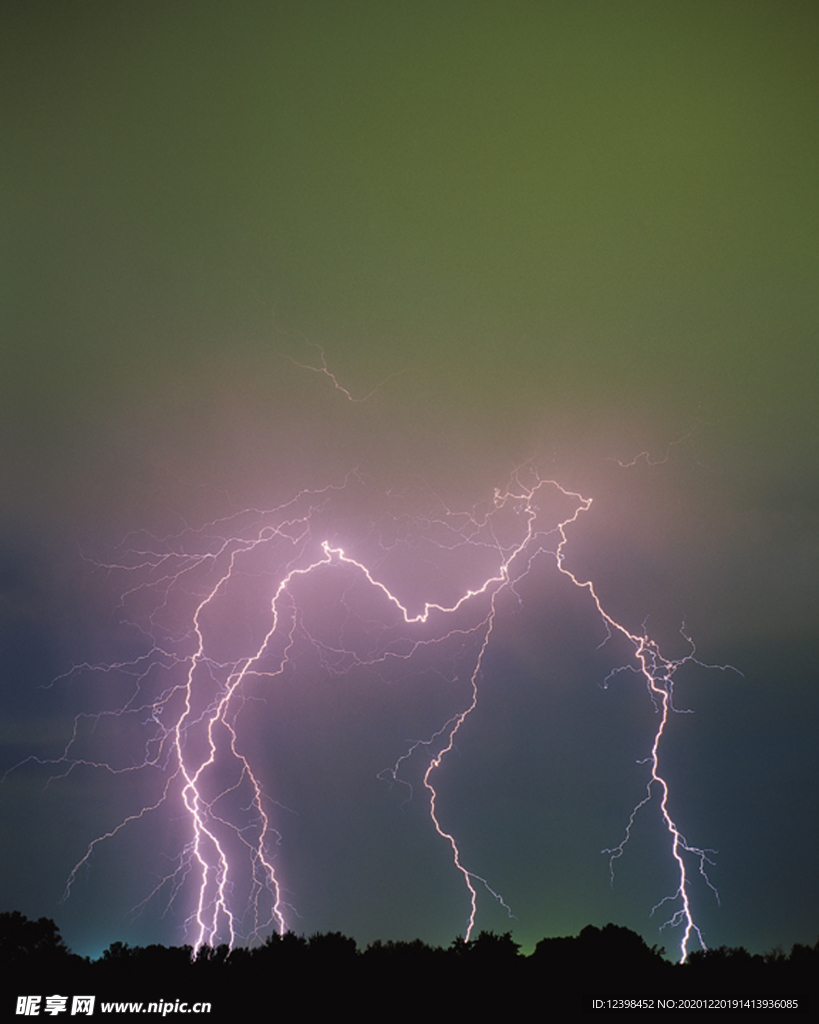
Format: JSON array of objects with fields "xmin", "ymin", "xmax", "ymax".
[{"xmin": 2, "ymin": 1, "xmax": 817, "ymax": 963}]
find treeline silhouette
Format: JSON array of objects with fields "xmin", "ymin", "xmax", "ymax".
[{"xmin": 2, "ymin": 912, "xmax": 814, "ymax": 1014}]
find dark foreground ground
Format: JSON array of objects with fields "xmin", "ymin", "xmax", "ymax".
[{"xmin": 3, "ymin": 913, "xmax": 815, "ymax": 1018}]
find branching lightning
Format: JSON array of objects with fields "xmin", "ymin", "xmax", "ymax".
[
  {"xmin": 288, "ymin": 342, "xmax": 404, "ymax": 402},
  {"xmin": 10, "ymin": 358, "xmax": 733, "ymax": 963}
]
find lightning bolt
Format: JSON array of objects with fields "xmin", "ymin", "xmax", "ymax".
[
  {"xmin": 11, "ymin": 357, "xmax": 733, "ymax": 962},
  {"xmin": 288, "ymin": 342, "xmax": 404, "ymax": 402}
]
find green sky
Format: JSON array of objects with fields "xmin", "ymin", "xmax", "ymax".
[{"xmin": 4, "ymin": 1, "xmax": 816, "ymax": 449}]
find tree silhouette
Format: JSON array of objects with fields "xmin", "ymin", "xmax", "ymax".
[
  {"xmin": 2, "ymin": 909, "xmax": 815, "ymax": 1012},
  {"xmin": 0, "ymin": 911, "xmax": 69, "ymax": 964}
]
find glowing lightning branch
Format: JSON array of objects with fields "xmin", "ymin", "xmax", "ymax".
[
  {"xmin": 288, "ymin": 343, "xmax": 404, "ymax": 402},
  {"xmin": 548, "ymin": 488, "xmax": 736, "ymax": 962},
  {"xmin": 13, "ymin": 437, "xmax": 730, "ymax": 959}
]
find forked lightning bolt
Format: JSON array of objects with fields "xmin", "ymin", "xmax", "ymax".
[{"xmin": 9, "ymin": 364, "xmax": 730, "ymax": 963}]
